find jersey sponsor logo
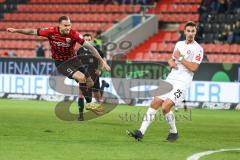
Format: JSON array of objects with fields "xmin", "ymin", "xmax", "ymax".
[
  {"xmin": 40, "ymin": 27, "xmax": 48, "ymax": 31},
  {"xmin": 195, "ymin": 54, "xmax": 201, "ymax": 61},
  {"xmin": 52, "ymin": 41, "xmax": 70, "ymax": 47},
  {"xmin": 51, "ymin": 35, "xmax": 63, "ymax": 39},
  {"xmin": 66, "ymin": 38, "xmax": 71, "ymax": 43}
]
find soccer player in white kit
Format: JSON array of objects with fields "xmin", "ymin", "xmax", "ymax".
[{"xmin": 127, "ymin": 21, "xmax": 204, "ymax": 142}]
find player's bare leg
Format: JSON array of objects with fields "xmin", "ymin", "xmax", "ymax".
[
  {"xmin": 127, "ymin": 97, "xmax": 163, "ymax": 141},
  {"xmin": 80, "ymin": 71, "xmax": 94, "ymax": 88},
  {"xmin": 72, "ymin": 71, "xmax": 94, "ymax": 88},
  {"xmin": 162, "ymin": 98, "xmax": 179, "ymax": 142},
  {"xmin": 72, "ymin": 71, "xmax": 85, "ymax": 83}
]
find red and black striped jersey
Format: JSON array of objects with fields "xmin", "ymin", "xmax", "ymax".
[{"xmin": 37, "ymin": 26, "xmax": 85, "ymax": 61}]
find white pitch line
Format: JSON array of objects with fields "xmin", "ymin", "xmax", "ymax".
[{"xmin": 187, "ymin": 148, "xmax": 240, "ymax": 160}]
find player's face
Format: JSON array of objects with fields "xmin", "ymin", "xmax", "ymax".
[
  {"xmin": 184, "ymin": 26, "xmax": 196, "ymax": 43},
  {"xmin": 59, "ymin": 19, "xmax": 71, "ymax": 35},
  {"xmin": 83, "ymin": 36, "xmax": 92, "ymax": 42}
]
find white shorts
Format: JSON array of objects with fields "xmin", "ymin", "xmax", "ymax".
[{"xmin": 157, "ymin": 79, "xmax": 187, "ymax": 106}]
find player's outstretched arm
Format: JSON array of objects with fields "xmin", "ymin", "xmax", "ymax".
[
  {"xmin": 82, "ymin": 41, "xmax": 111, "ymax": 71},
  {"xmin": 6, "ymin": 28, "xmax": 37, "ymax": 35}
]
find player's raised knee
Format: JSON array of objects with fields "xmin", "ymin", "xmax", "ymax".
[
  {"xmin": 73, "ymin": 71, "xmax": 86, "ymax": 83},
  {"xmin": 150, "ymin": 97, "xmax": 162, "ymax": 109},
  {"xmin": 76, "ymin": 75, "xmax": 86, "ymax": 83}
]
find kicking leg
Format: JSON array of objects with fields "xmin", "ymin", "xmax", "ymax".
[
  {"xmin": 127, "ymin": 97, "xmax": 163, "ymax": 141},
  {"xmin": 72, "ymin": 71, "xmax": 94, "ymax": 88},
  {"xmin": 72, "ymin": 71, "xmax": 86, "ymax": 83}
]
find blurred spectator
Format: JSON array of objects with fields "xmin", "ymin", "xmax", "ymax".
[
  {"xmin": 103, "ymin": 0, "xmax": 117, "ymax": 4},
  {"xmin": 93, "ymin": 30, "xmax": 103, "ymax": 52},
  {"xmin": 136, "ymin": 0, "xmax": 147, "ymax": 5},
  {"xmin": 203, "ymin": 54, "xmax": 209, "ymax": 62},
  {"xmin": 90, "ymin": 0, "xmax": 118, "ymax": 4},
  {"xmin": 140, "ymin": 6, "xmax": 147, "ymax": 22},
  {"xmin": 226, "ymin": 0, "xmax": 233, "ymax": 13},
  {"xmin": 199, "ymin": 0, "xmax": 232, "ymax": 13},
  {"xmin": 200, "ymin": 0, "xmax": 214, "ymax": 13},
  {"xmin": 0, "ymin": 3, "xmax": 16, "ymax": 13},
  {"xmin": 195, "ymin": 23, "xmax": 204, "ymax": 42},
  {"xmin": 8, "ymin": 50, "xmax": 17, "ymax": 57},
  {"xmin": 223, "ymin": 0, "xmax": 240, "ymax": 13},
  {"xmin": 223, "ymin": 20, "xmax": 240, "ymax": 44},
  {"xmin": 119, "ymin": 0, "xmax": 133, "ymax": 4},
  {"xmin": 211, "ymin": 0, "xmax": 228, "ymax": 13},
  {"xmin": 218, "ymin": 23, "xmax": 233, "ymax": 43},
  {"xmin": 35, "ymin": 42, "xmax": 46, "ymax": 57},
  {"xmin": 232, "ymin": 20, "xmax": 240, "ymax": 43},
  {"xmin": 232, "ymin": 0, "xmax": 240, "ymax": 12}
]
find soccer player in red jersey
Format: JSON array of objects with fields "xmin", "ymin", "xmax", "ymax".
[{"xmin": 6, "ymin": 16, "xmax": 110, "ymax": 87}]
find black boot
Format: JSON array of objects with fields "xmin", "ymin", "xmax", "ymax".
[{"xmin": 78, "ymin": 112, "xmax": 84, "ymax": 121}]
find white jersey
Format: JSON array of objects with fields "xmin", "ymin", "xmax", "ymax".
[{"xmin": 167, "ymin": 40, "xmax": 204, "ymax": 89}]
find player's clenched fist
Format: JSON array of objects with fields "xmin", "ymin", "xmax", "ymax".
[
  {"xmin": 6, "ymin": 28, "xmax": 16, "ymax": 33},
  {"xmin": 168, "ymin": 59, "xmax": 177, "ymax": 69},
  {"xmin": 173, "ymin": 49, "xmax": 182, "ymax": 59}
]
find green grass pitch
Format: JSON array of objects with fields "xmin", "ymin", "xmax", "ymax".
[{"xmin": 0, "ymin": 99, "xmax": 239, "ymax": 160}]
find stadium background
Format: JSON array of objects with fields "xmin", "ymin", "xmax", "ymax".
[{"xmin": 0, "ymin": 0, "xmax": 240, "ymax": 160}]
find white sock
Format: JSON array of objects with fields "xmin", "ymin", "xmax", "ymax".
[
  {"xmin": 139, "ymin": 107, "xmax": 157, "ymax": 135},
  {"xmin": 165, "ymin": 111, "xmax": 177, "ymax": 133}
]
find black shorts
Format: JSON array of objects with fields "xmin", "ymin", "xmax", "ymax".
[{"xmin": 55, "ymin": 57, "xmax": 83, "ymax": 79}]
